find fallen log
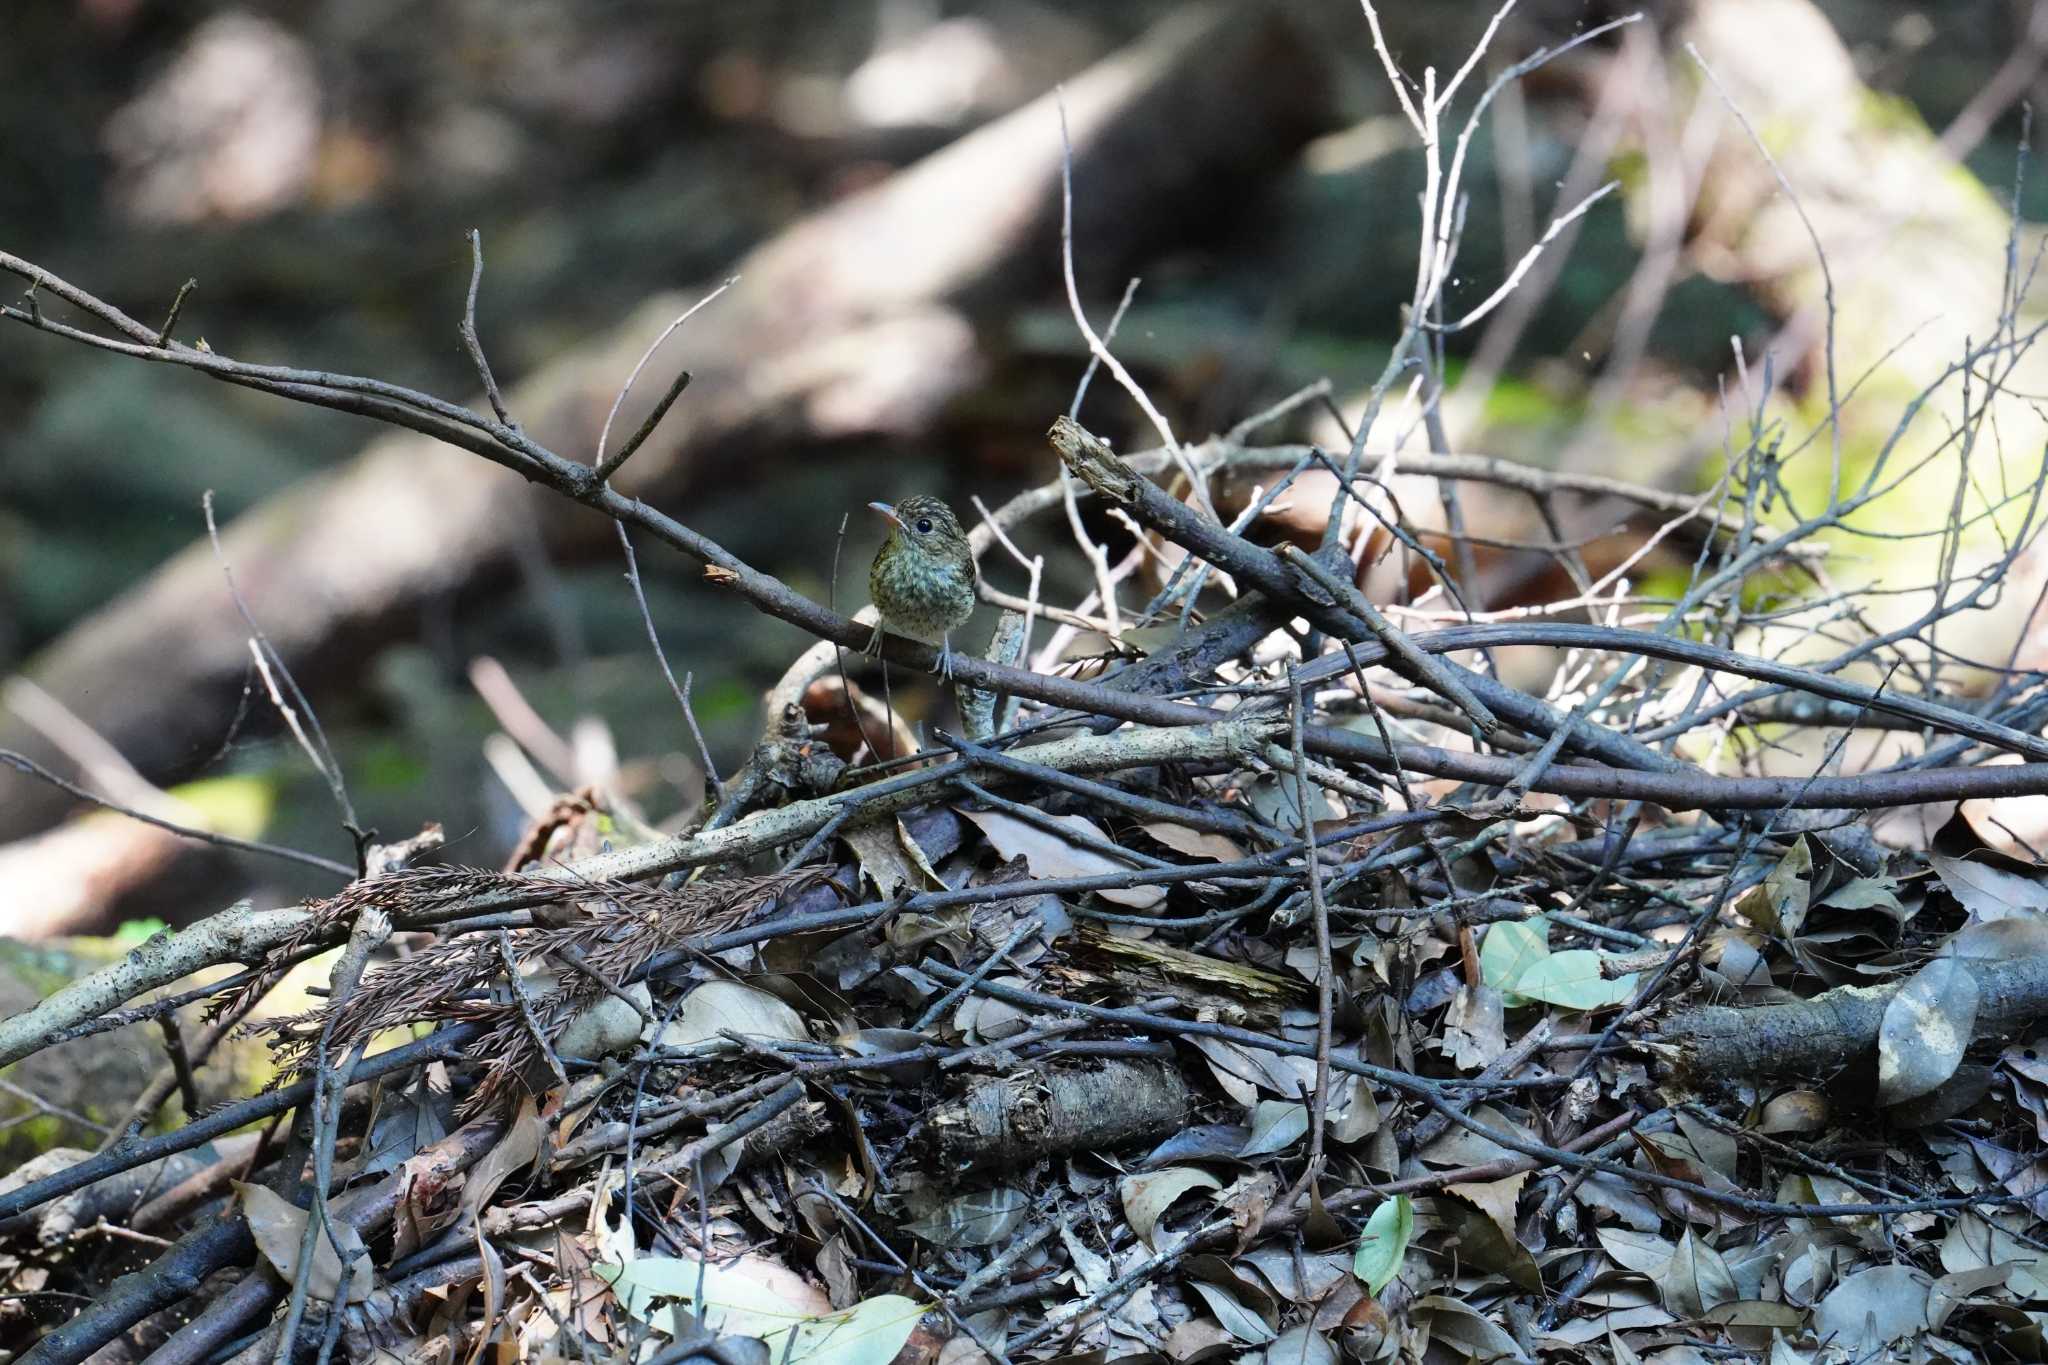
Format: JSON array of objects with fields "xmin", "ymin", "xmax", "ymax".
[
  {"xmin": 925, "ymin": 1057, "xmax": 1191, "ymax": 1174},
  {"xmin": 1653, "ymin": 953, "xmax": 2048, "ymax": 1094}
]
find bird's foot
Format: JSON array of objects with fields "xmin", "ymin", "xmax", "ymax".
[
  {"xmin": 932, "ymin": 635, "xmax": 957, "ymax": 680},
  {"xmin": 863, "ymin": 622, "xmax": 887, "ymax": 660}
]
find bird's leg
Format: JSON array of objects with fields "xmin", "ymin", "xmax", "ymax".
[
  {"xmin": 863, "ymin": 621, "xmax": 888, "ymax": 660},
  {"xmin": 932, "ymin": 632, "xmax": 956, "ymax": 680}
]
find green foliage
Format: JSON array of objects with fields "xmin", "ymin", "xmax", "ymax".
[
  {"xmin": 111, "ymin": 917, "xmax": 169, "ymax": 947},
  {"xmin": 1481, "ymin": 915, "xmax": 1639, "ymax": 1011},
  {"xmin": 358, "ymin": 739, "xmax": 430, "ymax": 793},
  {"xmin": 1354, "ymin": 1195, "xmax": 1414, "ymax": 1294},
  {"xmin": 1477, "ymin": 374, "xmax": 1580, "ymax": 432},
  {"xmin": 168, "ymin": 774, "xmax": 277, "ymax": 839}
]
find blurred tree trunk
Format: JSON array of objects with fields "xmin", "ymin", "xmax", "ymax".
[{"xmin": 0, "ymin": 4, "xmax": 1335, "ymax": 843}]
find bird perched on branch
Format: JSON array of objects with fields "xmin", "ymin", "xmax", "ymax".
[{"xmin": 867, "ymin": 495, "xmax": 977, "ymax": 679}]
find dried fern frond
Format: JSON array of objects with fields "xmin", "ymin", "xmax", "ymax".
[{"xmin": 262, "ymin": 868, "xmax": 836, "ymax": 1112}]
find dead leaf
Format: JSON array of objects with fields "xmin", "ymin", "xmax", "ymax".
[
  {"xmin": 1812, "ymin": 1263, "xmax": 1935, "ymax": 1352},
  {"xmin": 1928, "ymin": 843, "xmax": 2048, "ymax": 921},
  {"xmin": 239, "ymin": 1182, "xmax": 372, "ymax": 1305},
  {"xmin": 1960, "ymin": 754, "xmax": 2048, "ymax": 859},
  {"xmin": 1878, "ymin": 956, "xmax": 1979, "ymax": 1107},
  {"xmin": 1138, "ymin": 821, "xmax": 1247, "ymax": 862},
  {"xmin": 1441, "ymin": 984, "xmax": 1506, "ymax": 1070},
  {"xmin": 959, "ymin": 806, "xmax": 1165, "ymax": 908},
  {"xmin": 1441, "ymin": 1196, "xmax": 1539, "ymax": 1291},
  {"xmin": 1218, "ymin": 1171, "xmax": 1279, "ymax": 1243},
  {"xmin": 901, "ymin": 1186, "xmax": 1029, "ymax": 1248},
  {"xmin": 1445, "ymin": 1171, "xmax": 1528, "ymax": 1245},
  {"xmin": 462, "ymin": 1095, "xmax": 541, "ymax": 1216},
  {"xmin": 1755, "ymin": 1091, "xmax": 1828, "ymax": 1135},
  {"xmin": 842, "ymin": 820, "xmax": 928, "ymax": 898},
  {"xmin": 658, "ymin": 981, "xmax": 808, "ymax": 1052},
  {"xmin": 1120, "ymin": 1166, "xmax": 1223, "ymax": 1249}
]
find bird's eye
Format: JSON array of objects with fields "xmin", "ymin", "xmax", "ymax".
[{"xmin": 915, "ymin": 518, "xmax": 933, "ymax": 533}]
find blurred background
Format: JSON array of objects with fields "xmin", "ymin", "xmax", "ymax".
[{"xmin": 0, "ymin": 0, "xmax": 2041, "ymax": 942}]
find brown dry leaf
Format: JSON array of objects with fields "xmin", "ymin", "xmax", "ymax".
[
  {"xmin": 1322, "ymin": 1071, "xmax": 1379, "ymax": 1145},
  {"xmin": 1446, "ymin": 1171, "xmax": 1528, "ymax": 1246},
  {"xmin": 1877, "ymin": 956, "xmax": 1978, "ymax": 1107},
  {"xmin": 936, "ymin": 1330, "xmax": 993, "ymax": 1365},
  {"xmin": 896, "ymin": 817, "xmax": 946, "ymax": 884},
  {"xmin": 1811, "ymin": 1264, "xmax": 1936, "ymax": 1353},
  {"xmin": 1927, "ymin": 838, "xmax": 2048, "ymax": 922},
  {"xmin": 461, "ymin": 1232, "xmax": 507, "ymax": 1365},
  {"xmin": 802, "ymin": 674, "xmax": 917, "ymax": 764},
  {"xmin": 1186, "ymin": 1034, "xmax": 1315, "ymax": 1102},
  {"xmin": 1440, "ymin": 984, "xmax": 1505, "ymax": 1070},
  {"xmin": 1632, "ymin": 1131, "xmax": 1738, "ymax": 1230},
  {"xmin": 1955, "ymin": 916, "xmax": 2048, "ymax": 960},
  {"xmin": 1960, "ymin": 753, "xmax": 2048, "ymax": 860},
  {"xmin": 1441, "ymin": 1196, "xmax": 1540, "ymax": 1291},
  {"xmin": 1655, "ymin": 1228, "xmax": 1737, "ymax": 1318},
  {"xmin": 387, "ymin": 1166, "xmax": 435, "ymax": 1262},
  {"xmin": 1219, "ymin": 1171, "xmax": 1280, "ymax": 1244},
  {"xmin": 1138, "ymin": 821, "xmax": 1246, "ymax": 862},
  {"xmin": 900, "ymin": 1185, "xmax": 1029, "ymax": 1248},
  {"xmin": 842, "ymin": 819, "xmax": 935, "ymax": 898},
  {"xmin": 1162, "ymin": 1319, "xmax": 1238, "ymax": 1360},
  {"xmin": 1755, "ymin": 1090, "xmax": 1828, "ymax": 1135},
  {"xmin": 239, "ymin": 1182, "xmax": 372, "ymax": 1304},
  {"xmin": 817, "ymin": 1232, "xmax": 858, "ymax": 1308},
  {"xmin": 461, "ymin": 1095, "xmax": 541, "ymax": 1217},
  {"xmin": 958, "ymin": 806, "xmax": 1165, "ymax": 908},
  {"xmin": 1871, "ymin": 796, "xmax": 1957, "ymax": 850},
  {"xmin": 1120, "ymin": 1166, "xmax": 1223, "ymax": 1249},
  {"xmin": 1260, "ymin": 1325, "xmax": 1337, "ymax": 1365},
  {"xmin": 549, "ymin": 1073, "xmax": 609, "ymax": 1147}
]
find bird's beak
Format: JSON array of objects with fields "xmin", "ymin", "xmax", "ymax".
[{"xmin": 868, "ymin": 501, "xmax": 902, "ymax": 528}]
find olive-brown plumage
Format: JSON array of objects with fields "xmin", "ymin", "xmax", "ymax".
[{"xmin": 866, "ymin": 495, "xmax": 977, "ymax": 678}]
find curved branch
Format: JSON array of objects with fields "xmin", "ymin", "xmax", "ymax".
[{"xmin": 0, "ymin": 903, "xmax": 308, "ymax": 1069}]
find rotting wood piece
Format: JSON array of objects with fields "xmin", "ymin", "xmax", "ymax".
[
  {"xmin": 1062, "ymin": 922, "xmax": 1311, "ymax": 1029},
  {"xmin": 925, "ymin": 1058, "xmax": 1189, "ymax": 1174}
]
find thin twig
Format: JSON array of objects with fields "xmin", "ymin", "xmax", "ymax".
[
  {"xmin": 0, "ymin": 748, "xmax": 353, "ymax": 877},
  {"xmin": 460, "ymin": 230, "xmax": 515, "ymax": 428},
  {"xmin": 590, "ymin": 276, "xmax": 736, "ymax": 486},
  {"xmin": 616, "ymin": 519, "xmax": 720, "ymax": 786},
  {"xmin": 203, "ymin": 490, "xmax": 360, "ymax": 840}
]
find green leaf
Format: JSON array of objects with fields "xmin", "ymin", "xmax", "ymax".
[
  {"xmin": 599, "ymin": 1254, "xmax": 823, "ymax": 1336},
  {"xmin": 1353, "ymin": 1195, "xmax": 1413, "ymax": 1294},
  {"xmin": 1512, "ymin": 950, "xmax": 1639, "ymax": 1011},
  {"xmin": 598, "ymin": 1255, "xmax": 926, "ymax": 1365},
  {"xmin": 762, "ymin": 1294, "xmax": 927, "ymax": 1365},
  {"xmin": 1479, "ymin": 919, "xmax": 1549, "ymax": 1002}
]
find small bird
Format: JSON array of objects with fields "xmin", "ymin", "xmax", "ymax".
[{"xmin": 867, "ymin": 495, "xmax": 977, "ymax": 679}]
